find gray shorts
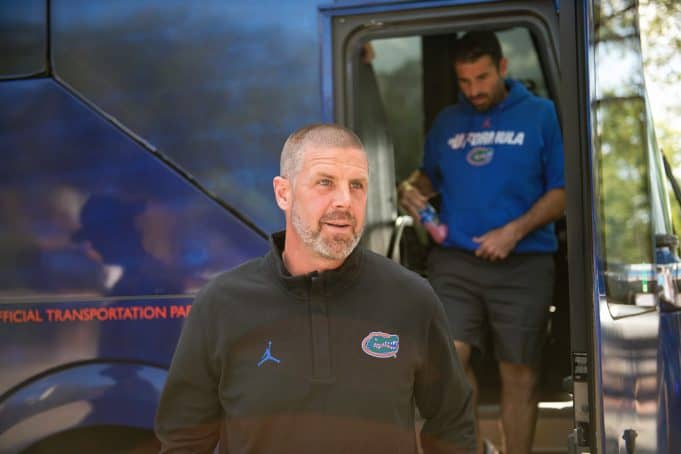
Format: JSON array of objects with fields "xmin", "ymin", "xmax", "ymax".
[{"xmin": 427, "ymin": 247, "xmax": 555, "ymax": 367}]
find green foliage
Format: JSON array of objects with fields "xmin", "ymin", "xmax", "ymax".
[
  {"xmin": 595, "ymin": 96, "xmax": 653, "ymax": 264},
  {"xmin": 594, "ymin": 0, "xmax": 681, "ymax": 265},
  {"xmin": 639, "ymin": 0, "xmax": 681, "ymax": 233}
]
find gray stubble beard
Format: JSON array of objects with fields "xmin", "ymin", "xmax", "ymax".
[{"xmin": 290, "ymin": 203, "xmax": 363, "ymax": 261}]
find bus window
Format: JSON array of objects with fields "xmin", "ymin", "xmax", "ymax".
[
  {"xmin": 591, "ymin": 0, "xmax": 659, "ymax": 313},
  {"xmin": 0, "ymin": 79, "xmax": 267, "ymax": 300},
  {"xmin": 370, "ymin": 37, "xmax": 424, "ymax": 185},
  {"xmin": 0, "ymin": 0, "xmax": 47, "ymax": 79}
]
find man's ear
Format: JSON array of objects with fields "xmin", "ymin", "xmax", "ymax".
[
  {"xmin": 273, "ymin": 176, "xmax": 291, "ymax": 210},
  {"xmin": 499, "ymin": 57, "xmax": 508, "ymax": 78}
]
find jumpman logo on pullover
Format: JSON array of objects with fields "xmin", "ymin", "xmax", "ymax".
[{"xmin": 257, "ymin": 340, "xmax": 281, "ymax": 367}]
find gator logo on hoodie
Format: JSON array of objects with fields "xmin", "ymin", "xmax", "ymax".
[
  {"xmin": 362, "ymin": 332, "xmax": 399, "ymax": 358},
  {"xmin": 466, "ymin": 147, "xmax": 494, "ymax": 166}
]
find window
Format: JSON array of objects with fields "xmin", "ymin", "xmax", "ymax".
[
  {"xmin": 0, "ymin": 0, "xmax": 47, "ymax": 78},
  {"xmin": 0, "ymin": 79, "xmax": 267, "ymax": 299},
  {"xmin": 590, "ymin": 0, "xmax": 665, "ymax": 309}
]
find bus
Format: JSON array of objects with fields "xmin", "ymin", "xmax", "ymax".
[{"xmin": 0, "ymin": 0, "xmax": 679, "ymax": 452}]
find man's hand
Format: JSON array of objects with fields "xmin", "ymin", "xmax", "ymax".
[
  {"xmin": 473, "ymin": 222, "xmax": 522, "ymax": 261},
  {"xmin": 474, "ymin": 188, "xmax": 566, "ymax": 261},
  {"xmin": 398, "ymin": 181, "xmax": 428, "ymax": 220},
  {"xmin": 397, "ymin": 171, "xmax": 436, "ymax": 221}
]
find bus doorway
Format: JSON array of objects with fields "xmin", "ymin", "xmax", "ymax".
[{"xmin": 324, "ymin": 2, "xmax": 572, "ymax": 451}]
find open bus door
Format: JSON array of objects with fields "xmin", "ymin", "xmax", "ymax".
[
  {"xmin": 321, "ymin": 1, "xmax": 572, "ymax": 451},
  {"xmin": 562, "ymin": 1, "xmax": 681, "ymax": 453},
  {"xmin": 324, "ymin": 0, "xmax": 681, "ymax": 452}
]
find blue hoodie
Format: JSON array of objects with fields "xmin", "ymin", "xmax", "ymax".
[{"xmin": 421, "ymin": 79, "xmax": 564, "ymax": 253}]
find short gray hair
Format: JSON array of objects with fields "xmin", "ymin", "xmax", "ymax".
[{"xmin": 280, "ymin": 123, "xmax": 364, "ymax": 179}]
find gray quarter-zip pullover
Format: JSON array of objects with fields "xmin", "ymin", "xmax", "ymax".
[{"xmin": 156, "ymin": 231, "xmax": 475, "ymax": 453}]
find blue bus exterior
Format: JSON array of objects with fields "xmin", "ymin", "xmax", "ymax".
[{"xmin": 1, "ymin": 1, "xmax": 679, "ymax": 453}]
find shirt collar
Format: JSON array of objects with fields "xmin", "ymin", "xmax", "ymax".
[{"xmin": 265, "ymin": 230, "xmax": 364, "ymax": 298}]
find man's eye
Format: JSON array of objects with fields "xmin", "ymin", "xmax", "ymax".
[
  {"xmin": 350, "ymin": 182, "xmax": 364, "ymax": 190},
  {"xmin": 318, "ymin": 179, "xmax": 332, "ymax": 186}
]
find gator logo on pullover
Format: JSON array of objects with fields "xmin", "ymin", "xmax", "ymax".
[
  {"xmin": 466, "ymin": 147, "xmax": 494, "ymax": 166},
  {"xmin": 362, "ymin": 332, "xmax": 399, "ymax": 359}
]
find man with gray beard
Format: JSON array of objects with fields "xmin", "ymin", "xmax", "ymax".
[{"xmin": 156, "ymin": 123, "xmax": 475, "ymax": 453}]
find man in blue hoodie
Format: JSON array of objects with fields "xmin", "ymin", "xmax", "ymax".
[{"xmin": 398, "ymin": 31, "xmax": 565, "ymax": 454}]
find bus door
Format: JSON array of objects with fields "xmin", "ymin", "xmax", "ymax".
[
  {"xmin": 562, "ymin": 0, "xmax": 681, "ymax": 452},
  {"xmin": 321, "ymin": 1, "xmax": 572, "ymax": 451}
]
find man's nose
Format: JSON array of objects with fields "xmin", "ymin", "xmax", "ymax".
[{"xmin": 332, "ymin": 184, "xmax": 352, "ymax": 207}]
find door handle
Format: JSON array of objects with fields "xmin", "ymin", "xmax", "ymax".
[{"xmin": 386, "ymin": 215, "xmax": 413, "ymax": 263}]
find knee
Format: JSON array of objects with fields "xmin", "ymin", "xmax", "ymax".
[
  {"xmin": 454, "ymin": 341, "xmax": 472, "ymax": 368},
  {"xmin": 500, "ymin": 363, "xmax": 538, "ymax": 392}
]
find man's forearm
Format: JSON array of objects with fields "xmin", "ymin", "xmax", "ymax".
[{"xmin": 508, "ymin": 188, "xmax": 566, "ymax": 240}]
